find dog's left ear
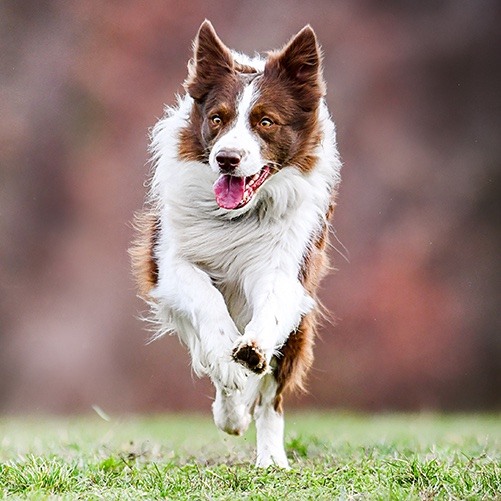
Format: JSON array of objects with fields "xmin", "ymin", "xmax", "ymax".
[
  {"xmin": 185, "ymin": 20, "xmax": 235, "ymax": 101},
  {"xmin": 265, "ymin": 26, "xmax": 325, "ymax": 110}
]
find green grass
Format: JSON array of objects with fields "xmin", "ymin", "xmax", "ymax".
[{"xmin": 1, "ymin": 412, "xmax": 500, "ymax": 500}]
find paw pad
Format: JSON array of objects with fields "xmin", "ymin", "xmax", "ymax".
[{"xmin": 233, "ymin": 343, "xmax": 267, "ymax": 374}]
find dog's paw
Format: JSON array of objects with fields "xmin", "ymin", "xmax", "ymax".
[
  {"xmin": 256, "ymin": 452, "xmax": 290, "ymax": 469},
  {"xmin": 232, "ymin": 341, "xmax": 268, "ymax": 375},
  {"xmin": 212, "ymin": 388, "xmax": 253, "ymax": 436}
]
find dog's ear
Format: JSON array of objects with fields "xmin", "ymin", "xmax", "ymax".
[
  {"xmin": 265, "ymin": 26, "xmax": 325, "ymax": 110},
  {"xmin": 184, "ymin": 20, "xmax": 234, "ymax": 101}
]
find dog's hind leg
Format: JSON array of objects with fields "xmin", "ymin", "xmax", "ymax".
[{"xmin": 254, "ymin": 374, "xmax": 289, "ymax": 469}]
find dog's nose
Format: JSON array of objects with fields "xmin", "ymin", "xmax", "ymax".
[{"xmin": 215, "ymin": 150, "xmax": 242, "ymax": 173}]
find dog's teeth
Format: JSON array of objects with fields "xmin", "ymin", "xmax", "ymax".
[{"xmin": 247, "ymin": 173, "xmax": 259, "ymax": 188}]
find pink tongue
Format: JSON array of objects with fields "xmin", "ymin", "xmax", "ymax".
[{"xmin": 213, "ymin": 175, "xmax": 246, "ymax": 209}]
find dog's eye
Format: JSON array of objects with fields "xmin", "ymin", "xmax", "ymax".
[
  {"xmin": 211, "ymin": 115, "xmax": 223, "ymax": 126},
  {"xmin": 259, "ymin": 117, "xmax": 274, "ymax": 128}
]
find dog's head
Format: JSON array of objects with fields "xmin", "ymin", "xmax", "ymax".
[{"xmin": 179, "ymin": 20, "xmax": 325, "ymax": 210}]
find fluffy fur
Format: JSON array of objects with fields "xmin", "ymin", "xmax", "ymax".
[{"xmin": 130, "ymin": 20, "xmax": 341, "ymax": 468}]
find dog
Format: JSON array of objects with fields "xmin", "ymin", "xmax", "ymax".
[{"xmin": 130, "ymin": 20, "xmax": 341, "ymax": 468}]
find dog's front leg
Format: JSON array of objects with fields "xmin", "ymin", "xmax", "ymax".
[
  {"xmin": 153, "ymin": 258, "xmax": 247, "ymax": 390},
  {"xmin": 233, "ymin": 272, "xmax": 315, "ymax": 374}
]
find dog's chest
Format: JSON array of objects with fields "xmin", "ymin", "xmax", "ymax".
[
  {"xmin": 159, "ymin": 158, "xmax": 332, "ymax": 295},
  {"xmin": 174, "ymin": 205, "xmax": 300, "ymax": 279}
]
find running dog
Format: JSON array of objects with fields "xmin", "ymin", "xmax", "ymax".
[{"xmin": 131, "ymin": 20, "xmax": 341, "ymax": 468}]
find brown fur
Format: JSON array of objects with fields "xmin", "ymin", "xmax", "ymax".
[
  {"xmin": 184, "ymin": 21, "xmax": 235, "ymax": 102},
  {"xmin": 129, "ymin": 210, "xmax": 160, "ymax": 299}
]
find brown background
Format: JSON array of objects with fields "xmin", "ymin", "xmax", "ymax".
[{"xmin": 1, "ymin": 0, "xmax": 500, "ymax": 414}]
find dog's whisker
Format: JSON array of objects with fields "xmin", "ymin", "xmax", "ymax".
[{"xmin": 329, "ymin": 227, "xmax": 350, "ymax": 264}]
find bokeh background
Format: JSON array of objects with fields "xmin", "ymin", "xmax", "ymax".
[{"xmin": 1, "ymin": 0, "xmax": 500, "ymax": 414}]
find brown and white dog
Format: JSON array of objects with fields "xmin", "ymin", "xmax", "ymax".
[{"xmin": 131, "ymin": 20, "xmax": 341, "ymax": 468}]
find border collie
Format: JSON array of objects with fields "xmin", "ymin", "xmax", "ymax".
[{"xmin": 131, "ymin": 20, "xmax": 341, "ymax": 468}]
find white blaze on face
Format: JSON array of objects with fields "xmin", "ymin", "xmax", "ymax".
[
  {"xmin": 210, "ymin": 80, "xmax": 273, "ymax": 211},
  {"xmin": 209, "ymin": 81, "xmax": 263, "ymax": 178}
]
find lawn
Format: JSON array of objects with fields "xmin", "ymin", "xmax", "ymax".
[{"xmin": 0, "ymin": 412, "xmax": 500, "ymax": 500}]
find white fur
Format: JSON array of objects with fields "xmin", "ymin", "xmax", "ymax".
[
  {"xmin": 147, "ymin": 57, "xmax": 341, "ymax": 467},
  {"xmin": 254, "ymin": 375, "xmax": 289, "ymax": 468}
]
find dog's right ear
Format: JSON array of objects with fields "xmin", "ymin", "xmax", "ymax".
[{"xmin": 184, "ymin": 20, "xmax": 234, "ymax": 101}]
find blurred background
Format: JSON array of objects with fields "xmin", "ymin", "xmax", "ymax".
[{"xmin": 1, "ymin": 0, "xmax": 500, "ymax": 414}]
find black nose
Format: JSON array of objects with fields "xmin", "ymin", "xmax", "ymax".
[{"xmin": 215, "ymin": 149, "xmax": 242, "ymax": 173}]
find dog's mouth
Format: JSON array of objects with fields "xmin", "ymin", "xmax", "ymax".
[{"xmin": 213, "ymin": 166, "xmax": 272, "ymax": 210}]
